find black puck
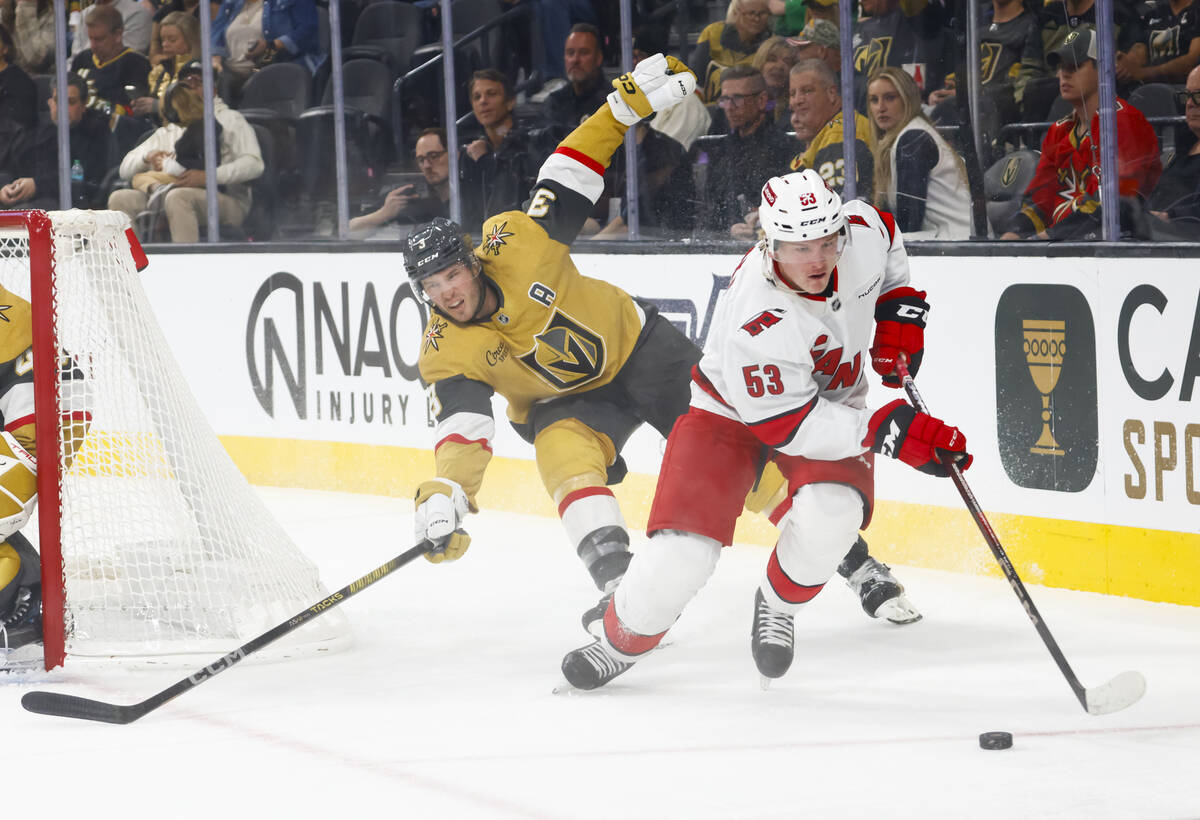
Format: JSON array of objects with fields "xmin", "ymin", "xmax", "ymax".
[{"xmin": 979, "ymin": 731, "xmax": 1013, "ymax": 750}]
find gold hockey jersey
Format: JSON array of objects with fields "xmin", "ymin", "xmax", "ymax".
[{"xmin": 418, "ymin": 104, "xmax": 648, "ymax": 502}]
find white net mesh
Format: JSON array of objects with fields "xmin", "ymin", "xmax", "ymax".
[{"xmin": 0, "ymin": 211, "xmax": 348, "ymax": 659}]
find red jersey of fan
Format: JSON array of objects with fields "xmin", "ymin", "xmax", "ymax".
[{"xmin": 1014, "ymin": 99, "xmax": 1162, "ymax": 234}]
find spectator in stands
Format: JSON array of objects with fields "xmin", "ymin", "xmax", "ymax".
[
  {"xmin": 769, "ymin": 0, "xmax": 840, "ymax": 37},
  {"xmin": 506, "ymin": 0, "xmax": 599, "ymax": 92},
  {"xmin": 1116, "ymin": 0, "xmax": 1200, "ymax": 87},
  {"xmin": 0, "ymin": 74, "xmax": 112, "ymax": 209},
  {"xmin": 109, "ymin": 62, "xmax": 263, "ymax": 242},
  {"xmin": 70, "ymin": 4, "xmax": 151, "ymax": 116},
  {"xmin": 867, "ymin": 66, "xmax": 969, "ymax": 239},
  {"xmin": 785, "ymin": 58, "xmax": 873, "ymax": 196},
  {"xmin": 148, "ymin": 0, "xmax": 200, "ymax": 67},
  {"xmin": 0, "ymin": 25, "xmax": 35, "ymax": 131},
  {"xmin": 786, "ymin": 18, "xmax": 841, "ymax": 75},
  {"xmin": 634, "ymin": 24, "xmax": 711, "ymax": 152},
  {"xmin": 210, "ymin": 0, "xmax": 324, "ymax": 106},
  {"xmin": 1001, "ymin": 28, "xmax": 1161, "ymax": 240},
  {"xmin": 691, "ymin": 0, "xmax": 775, "ymax": 102},
  {"xmin": 854, "ymin": 0, "xmax": 951, "ymax": 99},
  {"xmin": 752, "ymin": 35, "xmax": 798, "ymax": 125},
  {"xmin": 927, "ymin": 0, "xmax": 1045, "ymax": 126},
  {"xmin": 1, "ymin": 0, "xmax": 54, "ymax": 75},
  {"xmin": 349, "ymin": 128, "xmax": 451, "ymax": 238},
  {"xmin": 1146, "ymin": 64, "xmax": 1200, "ymax": 234},
  {"xmin": 696, "ymin": 65, "xmax": 793, "ymax": 237},
  {"xmin": 130, "ymin": 11, "xmax": 199, "ymax": 123},
  {"xmin": 70, "ymin": 0, "xmax": 152, "ymax": 57},
  {"xmin": 543, "ymin": 23, "xmax": 609, "ymax": 130},
  {"xmin": 589, "ymin": 121, "xmax": 696, "ymax": 238},
  {"xmin": 459, "ymin": 68, "xmax": 561, "ymax": 230}
]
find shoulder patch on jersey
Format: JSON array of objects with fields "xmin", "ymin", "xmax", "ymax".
[
  {"xmin": 845, "ymin": 214, "xmax": 870, "ymax": 228},
  {"xmin": 423, "ymin": 316, "xmax": 448, "ymax": 353},
  {"xmin": 740, "ymin": 308, "xmax": 786, "ymax": 337},
  {"xmin": 482, "ymin": 221, "xmax": 515, "ymax": 256}
]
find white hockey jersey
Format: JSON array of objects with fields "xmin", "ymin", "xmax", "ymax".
[{"xmin": 691, "ymin": 199, "xmax": 912, "ymax": 461}]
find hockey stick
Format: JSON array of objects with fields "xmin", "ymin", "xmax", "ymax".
[
  {"xmin": 21, "ymin": 540, "xmax": 433, "ymax": 724},
  {"xmin": 894, "ymin": 359, "xmax": 1145, "ymax": 716}
]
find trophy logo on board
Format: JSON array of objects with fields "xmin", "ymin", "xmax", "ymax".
[{"xmin": 1022, "ymin": 319, "xmax": 1065, "ymax": 456}]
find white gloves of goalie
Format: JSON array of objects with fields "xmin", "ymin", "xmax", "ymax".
[
  {"xmin": 413, "ymin": 478, "xmax": 471, "ymax": 564},
  {"xmin": 606, "ymin": 53, "xmax": 697, "ymax": 127},
  {"xmin": 0, "ymin": 431, "xmax": 36, "ymax": 541}
]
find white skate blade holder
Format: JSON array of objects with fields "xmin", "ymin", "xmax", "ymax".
[{"xmin": 875, "ymin": 594, "xmax": 923, "ymax": 625}]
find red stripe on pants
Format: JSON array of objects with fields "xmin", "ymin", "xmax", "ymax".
[
  {"xmin": 766, "ymin": 550, "xmax": 825, "ymax": 605},
  {"xmin": 604, "ymin": 600, "xmax": 667, "ymax": 657}
]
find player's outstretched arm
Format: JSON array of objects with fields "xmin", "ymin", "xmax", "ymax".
[{"xmin": 524, "ymin": 54, "xmax": 696, "ymax": 245}]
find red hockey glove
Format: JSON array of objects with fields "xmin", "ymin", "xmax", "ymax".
[
  {"xmin": 864, "ymin": 399, "xmax": 972, "ymax": 477},
  {"xmin": 871, "ymin": 287, "xmax": 928, "ymax": 387}
]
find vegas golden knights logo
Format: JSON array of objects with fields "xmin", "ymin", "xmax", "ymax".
[
  {"xmin": 1023, "ymin": 319, "xmax": 1066, "ymax": 456},
  {"xmin": 854, "ymin": 37, "xmax": 893, "ymax": 76},
  {"xmin": 995, "ymin": 285, "xmax": 1097, "ymax": 492},
  {"xmin": 1001, "ymin": 155, "xmax": 1021, "ymax": 187},
  {"xmin": 517, "ymin": 309, "xmax": 605, "ymax": 390}
]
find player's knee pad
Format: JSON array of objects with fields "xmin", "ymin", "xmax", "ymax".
[
  {"xmin": 534, "ymin": 418, "xmax": 616, "ymax": 503},
  {"xmin": 774, "ymin": 483, "xmax": 864, "ymax": 586},
  {"xmin": 615, "ymin": 530, "xmax": 721, "ymax": 636}
]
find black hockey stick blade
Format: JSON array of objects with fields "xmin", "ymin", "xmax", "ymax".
[
  {"xmin": 21, "ymin": 540, "xmax": 433, "ymax": 724},
  {"xmin": 895, "ymin": 360, "xmax": 1145, "ymax": 716}
]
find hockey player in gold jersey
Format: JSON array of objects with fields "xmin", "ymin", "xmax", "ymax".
[{"xmin": 407, "ymin": 54, "xmax": 920, "ymax": 632}]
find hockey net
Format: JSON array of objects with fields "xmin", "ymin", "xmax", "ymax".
[{"xmin": 0, "ymin": 210, "xmax": 349, "ymax": 669}]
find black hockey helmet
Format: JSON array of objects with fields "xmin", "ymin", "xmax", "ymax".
[{"xmin": 403, "ymin": 217, "xmax": 477, "ymax": 297}]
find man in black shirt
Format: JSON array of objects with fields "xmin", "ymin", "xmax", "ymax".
[
  {"xmin": 0, "ymin": 74, "xmax": 113, "ymax": 210},
  {"xmin": 69, "ymin": 3, "xmax": 150, "ymax": 117},
  {"xmin": 1117, "ymin": 0, "xmax": 1200, "ymax": 86},
  {"xmin": 350, "ymin": 128, "xmax": 452, "ymax": 237},
  {"xmin": 543, "ymin": 23, "xmax": 610, "ymax": 130},
  {"xmin": 697, "ymin": 65, "xmax": 793, "ymax": 236}
]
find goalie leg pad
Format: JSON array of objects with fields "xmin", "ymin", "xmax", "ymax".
[
  {"xmin": 762, "ymin": 484, "xmax": 863, "ymax": 613},
  {"xmin": 613, "ymin": 529, "xmax": 721, "ymax": 639},
  {"xmin": 0, "ymin": 431, "xmax": 37, "ymax": 541}
]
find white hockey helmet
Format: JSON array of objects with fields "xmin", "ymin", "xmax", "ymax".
[{"xmin": 758, "ymin": 169, "xmax": 845, "ymax": 252}]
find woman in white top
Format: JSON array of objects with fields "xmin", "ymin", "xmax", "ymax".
[{"xmin": 867, "ymin": 66, "xmax": 971, "ymax": 240}]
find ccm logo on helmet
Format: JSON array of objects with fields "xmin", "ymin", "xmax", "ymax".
[
  {"xmin": 797, "ymin": 216, "xmax": 829, "ymax": 227},
  {"xmin": 416, "ymin": 252, "xmax": 442, "ymax": 267}
]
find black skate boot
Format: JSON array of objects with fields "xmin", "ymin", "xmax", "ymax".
[
  {"xmin": 844, "ymin": 556, "xmax": 922, "ymax": 624},
  {"xmin": 561, "ymin": 640, "xmax": 634, "ymax": 690},
  {"xmin": 581, "ymin": 589, "xmax": 613, "ymax": 635},
  {"xmin": 751, "ymin": 589, "xmax": 794, "ymax": 682}
]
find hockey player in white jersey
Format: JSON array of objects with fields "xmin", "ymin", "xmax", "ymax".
[{"xmin": 561, "ymin": 169, "xmax": 972, "ymax": 690}]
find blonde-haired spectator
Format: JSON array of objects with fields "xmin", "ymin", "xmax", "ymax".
[
  {"xmin": 751, "ymin": 35, "xmax": 798, "ymax": 124},
  {"xmin": 867, "ymin": 66, "xmax": 970, "ymax": 239},
  {"xmin": 130, "ymin": 10, "xmax": 199, "ymax": 122},
  {"xmin": 690, "ymin": 0, "xmax": 775, "ymax": 101}
]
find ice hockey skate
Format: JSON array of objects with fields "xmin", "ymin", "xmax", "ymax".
[
  {"xmin": 581, "ymin": 590, "xmax": 613, "ymax": 636},
  {"xmin": 751, "ymin": 589, "xmax": 794, "ymax": 686},
  {"xmin": 561, "ymin": 639, "xmax": 635, "ymax": 690},
  {"xmin": 844, "ymin": 556, "xmax": 922, "ymax": 624}
]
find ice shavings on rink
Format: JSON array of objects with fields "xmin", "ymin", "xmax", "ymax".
[{"xmin": 7, "ymin": 486, "xmax": 1200, "ymax": 819}]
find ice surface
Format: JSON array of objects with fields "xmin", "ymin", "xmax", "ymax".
[{"xmin": 8, "ymin": 487, "xmax": 1199, "ymax": 818}]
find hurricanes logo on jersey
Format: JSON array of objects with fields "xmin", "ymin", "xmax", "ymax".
[
  {"xmin": 517, "ymin": 309, "xmax": 605, "ymax": 390},
  {"xmin": 482, "ymin": 221, "xmax": 515, "ymax": 255},
  {"xmin": 423, "ymin": 317, "xmax": 448, "ymax": 353}
]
